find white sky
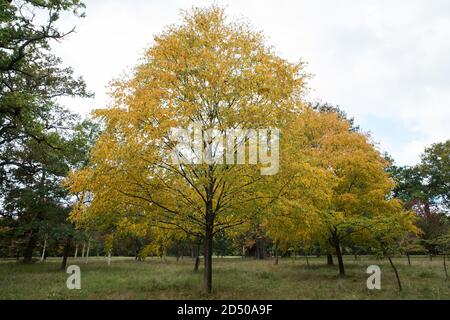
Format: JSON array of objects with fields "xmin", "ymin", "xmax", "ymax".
[{"xmin": 52, "ymin": 0, "xmax": 450, "ymax": 166}]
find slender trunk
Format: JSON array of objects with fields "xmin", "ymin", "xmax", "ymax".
[
  {"xmin": 40, "ymin": 237, "xmax": 47, "ymax": 262},
  {"xmin": 354, "ymin": 253, "xmax": 358, "ymax": 261},
  {"xmin": 443, "ymin": 254, "xmax": 448, "ymax": 280},
  {"xmin": 333, "ymin": 237, "xmax": 345, "ymax": 276},
  {"xmin": 274, "ymin": 242, "xmax": 279, "ymax": 265},
  {"xmin": 242, "ymin": 246, "xmax": 245, "ymax": 259},
  {"xmin": 61, "ymin": 237, "xmax": 71, "ymax": 270},
  {"xmin": 407, "ymin": 253, "xmax": 411, "ymax": 266},
  {"xmin": 107, "ymin": 251, "xmax": 111, "ymax": 266},
  {"xmin": 204, "ymin": 222, "xmax": 213, "ymax": 294},
  {"xmin": 23, "ymin": 230, "xmax": 38, "ymax": 264},
  {"xmin": 81, "ymin": 242, "xmax": 85, "ymax": 258},
  {"xmin": 429, "ymin": 254, "xmax": 433, "ymax": 261},
  {"xmin": 305, "ymin": 254, "xmax": 310, "ymax": 268},
  {"xmin": 327, "ymin": 253, "xmax": 334, "ymax": 266},
  {"xmin": 85, "ymin": 240, "xmax": 90, "ymax": 264},
  {"xmin": 194, "ymin": 240, "xmax": 201, "ymax": 272},
  {"xmin": 74, "ymin": 244, "xmax": 78, "ymax": 258},
  {"xmin": 387, "ymin": 255, "xmax": 402, "ymax": 291}
]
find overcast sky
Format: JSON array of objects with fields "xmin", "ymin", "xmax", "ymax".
[{"xmin": 52, "ymin": 0, "xmax": 450, "ymax": 166}]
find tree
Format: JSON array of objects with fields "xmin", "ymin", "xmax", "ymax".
[
  {"xmin": 67, "ymin": 6, "xmax": 308, "ymax": 293},
  {"xmin": 0, "ymin": 114, "xmax": 98, "ymax": 264},
  {"xmin": 267, "ymin": 108, "xmax": 405, "ymax": 277},
  {"xmin": 390, "ymin": 140, "xmax": 450, "ymax": 260},
  {"xmin": 1, "ymin": 0, "xmax": 90, "ymax": 185},
  {"xmin": 355, "ymin": 211, "xmax": 420, "ymax": 291}
]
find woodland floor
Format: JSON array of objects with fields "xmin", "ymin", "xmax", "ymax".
[{"xmin": 0, "ymin": 255, "xmax": 449, "ymax": 300}]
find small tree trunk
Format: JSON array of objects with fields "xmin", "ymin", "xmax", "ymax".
[
  {"xmin": 305, "ymin": 254, "xmax": 310, "ymax": 268},
  {"xmin": 85, "ymin": 240, "xmax": 90, "ymax": 264},
  {"xmin": 327, "ymin": 253, "xmax": 334, "ymax": 266},
  {"xmin": 354, "ymin": 253, "xmax": 358, "ymax": 261},
  {"xmin": 204, "ymin": 223, "xmax": 213, "ymax": 294},
  {"xmin": 61, "ymin": 237, "xmax": 71, "ymax": 270},
  {"xmin": 242, "ymin": 246, "xmax": 245, "ymax": 259},
  {"xmin": 81, "ymin": 242, "xmax": 85, "ymax": 258},
  {"xmin": 429, "ymin": 254, "xmax": 433, "ymax": 261},
  {"xmin": 74, "ymin": 244, "xmax": 78, "ymax": 258},
  {"xmin": 333, "ymin": 238, "xmax": 345, "ymax": 277},
  {"xmin": 194, "ymin": 240, "xmax": 201, "ymax": 272},
  {"xmin": 194, "ymin": 254, "xmax": 200, "ymax": 272},
  {"xmin": 407, "ymin": 253, "xmax": 411, "ymax": 266},
  {"xmin": 40, "ymin": 237, "xmax": 47, "ymax": 262},
  {"xmin": 107, "ymin": 251, "xmax": 112, "ymax": 266},
  {"xmin": 387, "ymin": 255, "xmax": 402, "ymax": 291},
  {"xmin": 443, "ymin": 254, "xmax": 448, "ymax": 280},
  {"xmin": 274, "ymin": 242, "xmax": 279, "ymax": 265}
]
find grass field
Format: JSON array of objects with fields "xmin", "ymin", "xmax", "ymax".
[{"xmin": 0, "ymin": 255, "xmax": 449, "ymax": 300}]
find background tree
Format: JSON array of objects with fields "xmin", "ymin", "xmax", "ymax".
[{"xmin": 390, "ymin": 140, "xmax": 450, "ymax": 260}]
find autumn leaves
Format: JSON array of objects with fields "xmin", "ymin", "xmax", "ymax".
[{"xmin": 66, "ymin": 6, "xmax": 417, "ymax": 293}]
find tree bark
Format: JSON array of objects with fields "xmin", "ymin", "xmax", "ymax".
[
  {"xmin": 387, "ymin": 255, "xmax": 402, "ymax": 291},
  {"xmin": 194, "ymin": 240, "xmax": 201, "ymax": 272},
  {"xmin": 305, "ymin": 254, "xmax": 310, "ymax": 268},
  {"xmin": 204, "ymin": 222, "xmax": 213, "ymax": 294},
  {"xmin": 327, "ymin": 253, "xmax": 334, "ymax": 266},
  {"xmin": 107, "ymin": 251, "xmax": 112, "ymax": 266},
  {"xmin": 61, "ymin": 237, "xmax": 71, "ymax": 270},
  {"xmin": 23, "ymin": 230, "xmax": 38, "ymax": 264},
  {"xmin": 443, "ymin": 254, "xmax": 448, "ymax": 280},
  {"xmin": 85, "ymin": 240, "xmax": 90, "ymax": 264},
  {"xmin": 333, "ymin": 236, "xmax": 345, "ymax": 276},
  {"xmin": 81, "ymin": 241, "xmax": 85, "ymax": 258},
  {"xmin": 40, "ymin": 237, "xmax": 47, "ymax": 262},
  {"xmin": 74, "ymin": 244, "xmax": 78, "ymax": 258},
  {"xmin": 274, "ymin": 242, "xmax": 279, "ymax": 265},
  {"xmin": 407, "ymin": 253, "xmax": 411, "ymax": 266}
]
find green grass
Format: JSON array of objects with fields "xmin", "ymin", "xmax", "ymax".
[{"xmin": 0, "ymin": 255, "xmax": 449, "ymax": 300}]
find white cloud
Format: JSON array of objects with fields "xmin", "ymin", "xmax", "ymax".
[{"xmin": 52, "ymin": 0, "xmax": 450, "ymax": 166}]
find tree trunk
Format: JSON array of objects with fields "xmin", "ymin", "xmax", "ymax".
[
  {"xmin": 176, "ymin": 243, "xmax": 181, "ymax": 262},
  {"xmin": 85, "ymin": 240, "xmax": 90, "ymax": 264},
  {"xmin": 387, "ymin": 255, "xmax": 402, "ymax": 291},
  {"xmin": 23, "ymin": 230, "xmax": 38, "ymax": 264},
  {"xmin": 274, "ymin": 242, "xmax": 279, "ymax": 265},
  {"xmin": 327, "ymin": 253, "xmax": 334, "ymax": 266},
  {"xmin": 61, "ymin": 237, "xmax": 71, "ymax": 270},
  {"xmin": 74, "ymin": 244, "xmax": 78, "ymax": 258},
  {"xmin": 407, "ymin": 253, "xmax": 411, "ymax": 266},
  {"xmin": 107, "ymin": 251, "xmax": 111, "ymax": 266},
  {"xmin": 204, "ymin": 222, "xmax": 213, "ymax": 294},
  {"xmin": 333, "ymin": 237, "xmax": 345, "ymax": 276},
  {"xmin": 194, "ymin": 240, "xmax": 201, "ymax": 272},
  {"xmin": 81, "ymin": 241, "xmax": 85, "ymax": 258},
  {"xmin": 443, "ymin": 254, "xmax": 448, "ymax": 280},
  {"xmin": 40, "ymin": 237, "xmax": 47, "ymax": 262},
  {"xmin": 305, "ymin": 254, "xmax": 310, "ymax": 268}
]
